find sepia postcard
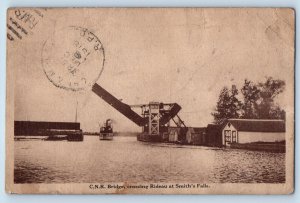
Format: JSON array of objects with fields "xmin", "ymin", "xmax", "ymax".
[{"xmin": 6, "ymin": 8, "xmax": 295, "ymax": 194}]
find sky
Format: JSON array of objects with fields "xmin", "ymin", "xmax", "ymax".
[{"xmin": 9, "ymin": 8, "xmax": 294, "ymax": 132}]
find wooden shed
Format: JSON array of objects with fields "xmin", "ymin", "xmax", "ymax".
[{"xmin": 205, "ymin": 124, "xmax": 223, "ymax": 147}]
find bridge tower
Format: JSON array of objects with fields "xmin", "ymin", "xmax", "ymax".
[{"xmin": 148, "ymin": 102, "xmax": 160, "ymax": 135}]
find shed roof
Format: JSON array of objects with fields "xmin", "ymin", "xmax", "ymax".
[
  {"xmin": 226, "ymin": 119, "xmax": 285, "ymax": 133},
  {"xmin": 192, "ymin": 127, "xmax": 206, "ymax": 133},
  {"xmin": 206, "ymin": 124, "xmax": 222, "ymax": 135}
]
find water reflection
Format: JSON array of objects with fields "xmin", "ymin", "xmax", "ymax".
[{"xmin": 14, "ymin": 136, "xmax": 285, "ymax": 183}]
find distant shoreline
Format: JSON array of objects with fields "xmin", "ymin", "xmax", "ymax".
[{"xmin": 83, "ymin": 132, "xmax": 140, "ymax": 137}]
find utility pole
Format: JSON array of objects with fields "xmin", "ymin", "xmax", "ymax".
[{"xmin": 75, "ymin": 100, "xmax": 78, "ymax": 123}]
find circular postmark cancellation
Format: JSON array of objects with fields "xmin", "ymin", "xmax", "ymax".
[{"xmin": 41, "ymin": 26, "xmax": 105, "ymax": 91}]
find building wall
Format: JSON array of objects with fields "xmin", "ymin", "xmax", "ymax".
[
  {"xmin": 192, "ymin": 133, "xmax": 205, "ymax": 145},
  {"xmin": 186, "ymin": 127, "xmax": 194, "ymax": 144},
  {"xmin": 168, "ymin": 128, "xmax": 179, "ymax": 142},
  {"xmin": 186, "ymin": 128, "xmax": 206, "ymax": 145},
  {"xmin": 238, "ymin": 132, "xmax": 285, "ymax": 143},
  {"xmin": 205, "ymin": 125, "xmax": 223, "ymax": 147},
  {"xmin": 14, "ymin": 121, "xmax": 81, "ymax": 136}
]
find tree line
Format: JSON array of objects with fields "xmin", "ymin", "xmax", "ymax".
[{"xmin": 212, "ymin": 77, "xmax": 285, "ymax": 124}]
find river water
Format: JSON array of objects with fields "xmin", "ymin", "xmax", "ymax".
[{"xmin": 14, "ymin": 136, "xmax": 285, "ymax": 183}]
